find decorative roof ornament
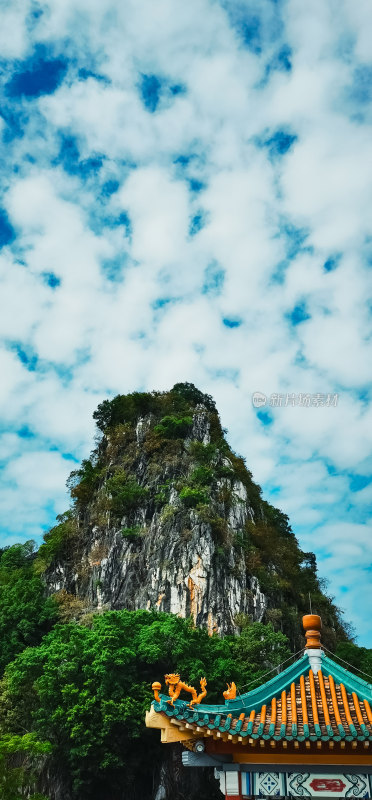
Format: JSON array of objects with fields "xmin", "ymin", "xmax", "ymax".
[
  {"xmin": 151, "ymin": 681, "xmax": 161, "ymax": 702},
  {"xmin": 223, "ymin": 681, "xmax": 237, "ymax": 701},
  {"xmin": 153, "ymin": 673, "xmax": 208, "ymax": 707},
  {"xmin": 303, "ymin": 613, "xmax": 322, "ymax": 648},
  {"xmin": 303, "ymin": 613, "xmax": 323, "ymax": 674}
]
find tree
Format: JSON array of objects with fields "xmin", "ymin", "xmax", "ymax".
[
  {"xmin": 0, "ymin": 542, "xmax": 58, "ymax": 675},
  {"xmin": 335, "ymin": 641, "xmax": 372, "ymax": 681},
  {"xmin": 0, "ymin": 610, "xmax": 290, "ymax": 800},
  {"xmin": 171, "ymin": 382, "xmax": 216, "ymax": 411},
  {"xmin": 229, "ymin": 619, "xmax": 291, "ymax": 689}
]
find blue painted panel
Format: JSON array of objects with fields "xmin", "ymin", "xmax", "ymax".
[{"xmin": 241, "ymin": 772, "xmax": 251, "ymax": 797}]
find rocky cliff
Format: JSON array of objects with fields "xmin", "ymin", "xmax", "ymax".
[{"xmin": 39, "ymin": 383, "xmax": 344, "ymax": 650}]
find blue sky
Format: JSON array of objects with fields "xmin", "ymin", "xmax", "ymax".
[{"xmin": 0, "ymin": 0, "xmax": 372, "ymax": 644}]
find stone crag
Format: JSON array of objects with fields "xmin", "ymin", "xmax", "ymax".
[
  {"xmin": 43, "ymin": 384, "xmax": 343, "ymax": 650},
  {"xmin": 46, "ymin": 402, "xmax": 266, "ymax": 636}
]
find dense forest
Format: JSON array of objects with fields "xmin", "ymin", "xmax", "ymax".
[{"xmin": 0, "ymin": 384, "xmax": 370, "ymax": 799}]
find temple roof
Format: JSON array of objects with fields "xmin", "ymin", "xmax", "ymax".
[
  {"xmin": 152, "ymin": 657, "xmax": 372, "ymax": 743},
  {"xmin": 148, "ymin": 616, "xmax": 372, "ymax": 747}
]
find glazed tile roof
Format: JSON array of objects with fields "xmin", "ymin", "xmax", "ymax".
[{"xmin": 151, "ymin": 656, "xmax": 372, "ymax": 744}]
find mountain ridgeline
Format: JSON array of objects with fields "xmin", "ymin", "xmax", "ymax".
[{"xmin": 39, "ymin": 383, "xmax": 345, "ymax": 650}]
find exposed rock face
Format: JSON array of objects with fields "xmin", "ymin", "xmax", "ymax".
[
  {"xmin": 43, "ymin": 385, "xmax": 344, "ymax": 653},
  {"xmin": 46, "ymin": 403, "xmax": 267, "ymax": 634}
]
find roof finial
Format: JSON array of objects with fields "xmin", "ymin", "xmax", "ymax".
[
  {"xmin": 302, "ymin": 614, "xmax": 322, "ymax": 648},
  {"xmin": 303, "ymin": 614, "xmax": 323, "ymax": 673}
]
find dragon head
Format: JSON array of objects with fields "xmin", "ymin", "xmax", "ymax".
[{"xmin": 165, "ymin": 673, "xmax": 180, "ymax": 686}]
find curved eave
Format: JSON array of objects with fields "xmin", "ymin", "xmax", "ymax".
[{"xmin": 156, "ymin": 653, "xmax": 311, "ymax": 717}]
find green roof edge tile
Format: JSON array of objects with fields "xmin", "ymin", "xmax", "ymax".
[
  {"xmin": 361, "ymin": 723, "xmax": 369, "ymax": 736},
  {"xmin": 322, "ymin": 655, "xmax": 372, "ymax": 703}
]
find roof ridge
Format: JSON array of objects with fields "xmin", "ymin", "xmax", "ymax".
[{"xmin": 322, "ymin": 654, "xmax": 372, "ymax": 702}]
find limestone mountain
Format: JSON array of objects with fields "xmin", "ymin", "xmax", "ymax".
[{"xmin": 39, "ymin": 383, "xmax": 346, "ymax": 650}]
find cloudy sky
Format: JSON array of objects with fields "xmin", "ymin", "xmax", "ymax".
[{"xmin": 0, "ymin": 0, "xmax": 372, "ymax": 645}]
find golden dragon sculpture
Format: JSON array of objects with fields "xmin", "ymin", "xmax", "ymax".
[{"xmin": 164, "ymin": 673, "xmax": 207, "ymax": 707}]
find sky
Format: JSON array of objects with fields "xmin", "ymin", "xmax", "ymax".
[{"xmin": 0, "ymin": 0, "xmax": 372, "ymax": 645}]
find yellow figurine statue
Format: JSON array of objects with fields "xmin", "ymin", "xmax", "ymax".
[
  {"xmin": 223, "ymin": 681, "xmax": 237, "ymax": 700},
  {"xmin": 164, "ymin": 673, "xmax": 207, "ymax": 707}
]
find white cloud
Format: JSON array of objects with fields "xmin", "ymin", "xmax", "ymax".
[
  {"xmin": 0, "ymin": 0, "xmax": 371, "ymax": 644},
  {"xmin": 119, "ymin": 166, "xmax": 190, "ymax": 269},
  {"xmin": 0, "ymin": 0, "xmax": 31, "ymax": 59},
  {"xmin": 0, "ymin": 448, "xmax": 74, "ymax": 540}
]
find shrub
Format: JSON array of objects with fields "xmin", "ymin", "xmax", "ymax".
[
  {"xmin": 196, "ymin": 506, "xmax": 229, "ymax": 543},
  {"xmin": 36, "ymin": 512, "xmax": 78, "ymax": 567},
  {"xmin": 179, "ymin": 487, "xmax": 209, "ymax": 508},
  {"xmin": 154, "ymin": 480, "xmax": 171, "ymax": 507},
  {"xmin": 67, "ymin": 460, "xmax": 104, "ymax": 506},
  {"xmin": 154, "ymin": 415, "xmax": 193, "ymax": 439},
  {"xmin": 234, "ymin": 530, "xmax": 246, "ymax": 549},
  {"xmin": 159, "ymin": 504, "xmax": 177, "ymax": 524},
  {"xmin": 52, "ymin": 590, "xmax": 86, "ymax": 623},
  {"xmin": 121, "ymin": 527, "xmax": 142, "ymax": 540},
  {"xmin": 188, "ymin": 441, "xmax": 218, "ymax": 465},
  {"xmin": 106, "ymin": 470, "xmax": 147, "ymax": 517},
  {"xmin": 106, "ymin": 423, "xmax": 134, "ymax": 458},
  {"xmin": 189, "ymin": 466, "xmax": 214, "ymax": 486},
  {"xmin": 216, "ymin": 463, "xmax": 235, "ymax": 479}
]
